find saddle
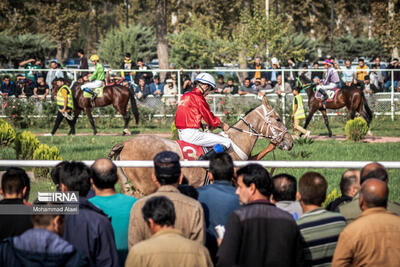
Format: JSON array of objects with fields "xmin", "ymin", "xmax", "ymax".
[
  {"xmin": 176, "ymin": 140, "xmax": 210, "ymax": 160},
  {"xmin": 315, "ymin": 88, "xmax": 340, "ymax": 102},
  {"xmin": 83, "ymin": 87, "xmax": 104, "ymax": 98}
]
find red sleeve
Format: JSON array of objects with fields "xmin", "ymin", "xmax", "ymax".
[{"xmin": 197, "ymin": 95, "xmax": 220, "ymax": 127}]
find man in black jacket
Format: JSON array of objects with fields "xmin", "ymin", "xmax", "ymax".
[{"xmin": 217, "ymin": 164, "xmax": 305, "ymax": 267}]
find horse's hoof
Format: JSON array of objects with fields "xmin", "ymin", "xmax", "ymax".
[
  {"xmin": 329, "ymin": 133, "xmax": 332, "ymax": 138},
  {"xmin": 93, "ymin": 131, "xmax": 97, "ymax": 136},
  {"xmin": 367, "ymin": 130, "xmax": 374, "ymax": 137},
  {"xmin": 123, "ymin": 129, "xmax": 131, "ymax": 136}
]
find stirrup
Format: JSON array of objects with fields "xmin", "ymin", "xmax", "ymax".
[{"xmin": 199, "ymin": 144, "xmax": 226, "ymax": 160}]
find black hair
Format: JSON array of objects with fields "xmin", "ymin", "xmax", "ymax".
[
  {"xmin": 77, "ymin": 49, "xmax": 84, "ymax": 55},
  {"xmin": 51, "ymin": 162, "xmax": 69, "ymax": 191},
  {"xmin": 32, "ymin": 200, "xmax": 64, "ymax": 227},
  {"xmin": 91, "ymin": 162, "xmax": 118, "ymax": 189},
  {"xmin": 358, "ymin": 58, "xmax": 365, "ymax": 62},
  {"xmin": 177, "ymin": 185, "xmax": 199, "ymax": 200},
  {"xmin": 244, "ymin": 77, "xmax": 251, "ymax": 82},
  {"xmin": 271, "ymin": 173, "xmax": 297, "ymax": 201},
  {"xmin": 209, "ymin": 152, "xmax": 234, "ymax": 181},
  {"xmin": 3, "ymin": 75, "xmax": 10, "ymax": 80},
  {"xmin": 299, "ymin": 172, "xmax": 327, "ymax": 206},
  {"xmin": 228, "ymin": 78, "xmax": 234, "ymax": 82},
  {"xmin": 364, "ymin": 75, "xmax": 370, "ymax": 80},
  {"xmin": 137, "ymin": 58, "xmax": 144, "ymax": 62},
  {"xmin": 237, "ymin": 164, "xmax": 271, "ymax": 197},
  {"xmin": 1, "ymin": 167, "xmax": 29, "ymax": 196},
  {"xmin": 154, "ymin": 75, "xmax": 160, "ymax": 80},
  {"xmin": 340, "ymin": 175, "xmax": 358, "ymax": 196},
  {"xmin": 16, "ymin": 74, "xmax": 24, "ymax": 78},
  {"xmin": 217, "ymin": 74, "xmax": 224, "ymax": 79},
  {"xmin": 360, "ymin": 163, "xmax": 388, "ymax": 184},
  {"xmin": 59, "ymin": 161, "xmax": 92, "ymax": 197},
  {"xmin": 142, "ymin": 196, "xmax": 176, "ymax": 227},
  {"xmin": 125, "ymin": 53, "xmax": 131, "ymax": 58}
]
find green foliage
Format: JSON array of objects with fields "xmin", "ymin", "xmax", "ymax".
[
  {"xmin": 4, "ymin": 98, "xmax": 37, "ymax": 128},
  {"xmin": 137, "ymin": 105, "xmax": 156, "ymax": 125},
  {"xmin": 322, "ymin": 188, "xmax": 341, "ymax": 207},
  {"xmin": 170, "ymin": 122, "xmax": 178, "ymax": 140},
  {"xmin": 0, "ymin": 119, "xmax": 16, "ymax": 147},
  {"xmin": 33, "ymin": 144, "xmax": 62, "ymax": 179},
  {"xmin": 0, "ymin": 33, "xmax": 56, "ymax": 66},
  {"xmin": 99, "ymin": 24, "xmax": 157, "ymax": 68},
  {"xmin": 294, "ymin": 137, "xmax": 314, "ymax": 146},
  {"xmin": 14, "ymin": 131, "xmax": 40, "ymax": 159},
  {"xmin": 345, "ymin": 117, "xmax": 369, "ymax": 142}
]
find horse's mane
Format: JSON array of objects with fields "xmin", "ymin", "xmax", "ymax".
[{"xmin": 299, "ymin": 73, "xmax": 311, "ymax": 84}]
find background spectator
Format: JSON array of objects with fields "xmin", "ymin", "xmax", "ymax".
[
  {"xmin": 249, "ymin": 56, "xmax": 266, "ymax": 82},
  {"xmin": 311, "ymin": 62, "xmax": 323, "ymax": 80},
  {"xmin": 238, "ymin": 77, "xmax": 256, "ymax": 95},
  {"xmin": 134, "ymin": 78, "xmax": 150, "ymax": 100},
  {"xmin": 197, "ymin": 153, "xmax": 240, "ymax": 263},
  {"xmin": 128, "ymin": 151, "xmax": 205, "ymax": 248},
  {"xmin": 15, "ymin": 76, "xmax": 34, "ymax": 98},
  {"xmin": 59, "ymin": 161, "xmax": 119, "ymax": 267},
  {"xmin": 274, "ymin": 74, "xmax": 292, "ymax": 96},
  {"xmin": 0, "ymin": 167, "xmax": 33, "ymax": 241},
  {"xmin": 271, "ymin": 173, "xmax": 303, "ymax": 220},
  {"xmin": 121, "ymin": 53, "xmax": 135, "ymax": 82},
  {"xmin": 77, "ymin": 49, "xmax": 89, "ymax": 77},
  {"xmin": 256, "ymin": 76, "xmax": 274, "ymax": 96},
  {"xmin": 163, "ymin": 79, "xmax": 177, "ymax": 105},
  {"xmin": 134, "ymin": 58, "xmax": 153, "ymax": 85},
  {"xmin": 89, "ymin": 158, "xmax": 137, "ymax": 266},
  {"xmin": 332, "ymin": 179, "xmax": 400, "ymax": 266},
  {"xmin": 150, "ymin": 75, "xmax": 164, "ymax": 97},
  {"xmin": 0, "ymin": 201, "xmax": 88, "ymax": 266},
  {"xmin": 326, "ymin": 169, "xmax": 360, "ymax": 211},
  {"xmin": 19, "ymin": 58, "xmax": 39, "ymax": 84},
  {"xmin": 33, "ymin": 76, "xmax": 49, "ymax": 101},
  {"xmin": 182, "ymin": 74, "xmax": 194, "ymax": 93},
  {"xmin": 341, "ymin": 59, "xmax": 355, "ymax": 87},
  {"xmin": 215, "ymin": 74, "xmax": 226, "ymax": 93},
  {"xmin": 369, "ymin": 65, "xmax": 380, "ymax": 89},
  {"xmin": 266, "ymin": 57, "xmax": 281, "ymax": 87},
  {"xmin": 222, "ymin": 78, "xmax": 238, "ymax": 94},
  {"xmin": 217, "ymin": 164, "xmax": 304, "ymax": 267},
  {"xmin": 285, "ymin": 58, "xmax": 301, "ymax": 87},
  {"xmin": 363, "ymin": 75, "xmax": 378, "ymax": 96},
  {"xmin": 384, "ymin": 58, "xmax": 400, "ymax": 92},
  {"xmin": 355, "ymin": 58, "xmax": 369, "ymax": 87},
  {"xmin": 126, "ymin": 196, "xmax": 212, "ymax": 267},
  {"xmin": 1, "ymin": 75, "xmax": 15, "ymax": 99},
  {"xmin": 296, "ymin": 171, "xmax": 346, "ymax": 266},
  {"xmin": 373, "ymin": 56, "xmax": 388, "ymax": 90},
  {"xmin": 46, "ymin": 60, "xmax": 64, "ymax": 91}
]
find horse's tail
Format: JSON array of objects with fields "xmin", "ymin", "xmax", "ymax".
[
  {"xmin": 128, "ymin": 87, "xmax": 139, "ymax": 124},
  {"xmin": 360, "ymin": 90, "xmax": 373, "ymax": 126},
  {"xmin": 108, "ymin": 142, "xmax": 124, "ymax": 160}
]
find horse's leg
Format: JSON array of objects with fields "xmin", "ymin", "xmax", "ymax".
[
  {"xmin": 84, "ymin": 108, "xmax": 97, "ymax": 135},
  {"xmin": 304, "ymin": 106, "xmax": 317, "ymax": 130},
  {"xmin": 113, "ymin": 100, "xmax": 131, "ymax": 135},
  {"xmin": 321, "ymin": 109, "xmax": 332, "ymax": 137},
  {"xmin": 69, "ymin": 108, "xmax": 82, "ymax": 135},
  {"xmin": 249, "ymin": 142, "xmax": 276, "ymax": 160}
]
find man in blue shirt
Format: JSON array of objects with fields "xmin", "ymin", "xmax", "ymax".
[
  {"xmin": 1, "ymin": 76, "xmax": 15, "ymax": 99},
  {"xmin": 149, "ymin": 75, "xmax": 164, "ymax": 97},
  {"xmin": 89, "ymin": 158, "xmax": 137, "ymax": 266},
  {"xmin": 197, "ymin": 152, "xmax": 240, "ymax": 262}
]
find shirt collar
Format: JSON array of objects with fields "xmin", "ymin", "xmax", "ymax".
[
  {"xmin": 151, "ymin": 228, "xmax": 183, "ymax": 239},
  {"xmin": 156, "ymin": 185, "xmax": 180, "ymax": 193},
  {"xmin": 359, "ymin": 207, "xmax": 388, "ymax": 217}
]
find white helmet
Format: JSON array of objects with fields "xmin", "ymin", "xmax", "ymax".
[{"xmin": 195, "ymin": 73, "xmax": 216, "ymax": 89}]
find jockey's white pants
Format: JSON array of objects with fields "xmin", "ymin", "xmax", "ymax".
[
  {"xmin": 178, "ymin": 128, "xmax": 231, "ymax": 148},
  {"xmin": 316, "ymin": 82, "xmax": 337, "ymax": 91},
  {"xmin": 80, "ymin": 80, "xmax": 102, "ymax": 90}
]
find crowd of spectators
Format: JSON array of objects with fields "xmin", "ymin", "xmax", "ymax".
[{"xmin": 1, "ymin": 151, "xmax": 399, "ymax": 266}]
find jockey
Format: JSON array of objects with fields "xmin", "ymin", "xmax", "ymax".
[
  {"xmin": 317, "ymin": 59, "xmax": 340, "ymax": 108},
  {"xmin": 80, "ymin": 54, "xmax": 105, "ymax": 101},
  {"xmin": 175, "ymin": 73, "xmax": 231, "ymax": 160}
]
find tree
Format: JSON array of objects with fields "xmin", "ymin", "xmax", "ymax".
[
  {"xmin": 98, "ymin": 24, "xmax": 157, "ymax": 68},
  {"xmin": 156, "ymin": 0, "xmax": 169, "ymax": 80}
]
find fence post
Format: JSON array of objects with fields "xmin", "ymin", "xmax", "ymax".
[
  {"xmin": 73, "ymin": 70, "xmax": 77, "ymax": 81},
  {"xmin": 177, "ymin": 70, "xmax": 181, "ymax": 102},
  {"xmin": 212, "ymin": 95, "xmax": 217, "ymax": 114},
  {"xmin": 281, "ymin": 70, "xmax": 286, "ymax": 124},
  {"xmin": 391, "ymin": 70, "xmax": 395, "ymax": 121}
]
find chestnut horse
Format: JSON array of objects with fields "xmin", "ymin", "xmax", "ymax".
[
  {"xmin": 108, "ymin": 96, "xmax": 293, "ymax": 195},
  {"xmin": 52, "ymin": 80, "xmax": 139, "ymax": 135},
  {"xmin": 296, "ymin": 75, "xmax": 373, "ymax": 137}
]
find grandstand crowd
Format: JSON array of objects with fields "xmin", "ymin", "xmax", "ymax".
[
  {"xmin": 1, "ymin": 53, "xmax": 400, "ymax": 102},
  {"xmin": 0, "ymin": 151, "xmax": 399, "ymax": 267}
]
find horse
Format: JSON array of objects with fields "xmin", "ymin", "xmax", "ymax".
[
  {"xmin": 52, "ymin": 80, "xmax": 139, "ymax": 135},
  {"xmin": 296, "ymin": 74, "xmax": 373, "ymax": 137},
  {"xmin": 108, "ymin": 96, "xmax": 293, "ymax": 195}
]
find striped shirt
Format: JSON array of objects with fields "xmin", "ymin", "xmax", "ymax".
[{"xmin": 297, "ymin": 207, "xmax": 346, "ymax": 267}]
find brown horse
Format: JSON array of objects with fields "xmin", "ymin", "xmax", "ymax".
[
  {"xmin": 296, "ymin": 75, "xmax": 373, "ymax": 137},
  {"xmin": 108, "ymin": 96, "xmax": 293, "ymax": 195},
  {"xmin": 52, "ymin": 80, "xmax": 139, "ymax": 135}
]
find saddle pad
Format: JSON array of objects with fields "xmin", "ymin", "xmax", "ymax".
[
  {"xmin": 83, "ymin": 87, "xmax": 104, "ymax": 98},
  {"xmin": 315, "ymin": 88, "xmax": 340, "ymax": 102},
  {"xmin": 176, "ymin": 140, "xmax": 206, "ymax": 160}
]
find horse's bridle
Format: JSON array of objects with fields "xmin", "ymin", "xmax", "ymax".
[
  {"xmin": 230, "ymin": 106, "xmax": 288, "ymax": 145},
  {"xmin": 295, "ymin": 77, "xmax": 312, "ymax": 92}
]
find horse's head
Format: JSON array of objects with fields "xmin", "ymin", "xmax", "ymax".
[
  {"xmin": 260, "ymin": 96, "xmax": 293, "ymax": 151},
  {"xmin": 296, "ymin": 74, "xmax": 314, "ymax": 97}
]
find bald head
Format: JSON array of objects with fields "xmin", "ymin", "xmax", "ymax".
[
  {"xmin": 359, "ymin": 179, "xmax": 388, "ymax": 210},
  {"xmin": 360, "ymin": 162, "xmax": 388, "ymax": 185},
  {"xmin": 340, "ymin": 169, "xmax": 360, "ymax": 197},
  {"xmin": 91, "ymin": 158, "xmax": 118, "ymax": 189}
]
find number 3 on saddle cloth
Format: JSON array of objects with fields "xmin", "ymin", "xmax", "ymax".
[
  {"xmin": 83, "ymin": 87, "xmax": 104, "ymax": 98},
  {"xmin": 315, "ymin": 88, "xmax": 340, "ymax": 102}
]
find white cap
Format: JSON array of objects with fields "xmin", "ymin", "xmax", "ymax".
[
  {"xmin": 166, "ymin": 79, "xmax": 173, "ymax": 83},
  {"xmin": 271, "ymin": 57, "xmax": 279, "ymax": 65}
]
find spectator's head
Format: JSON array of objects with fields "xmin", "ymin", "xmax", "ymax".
[
  {"xmin": 393, "ymin": 58, "xmax": 399, "ymax": 66},
  {"xmin": 292, "ymin": 86, "xmax": 299, "ymax": 95},
  {"xmin": 153, "ymin": 151, "xmax": 182, "ymax": 187},
  {"xmin": 51, "ymin": 162, "xmax": 69, "ymax": 191},
  {"xmin": 255, "ymin": 56, "xmax": 262, "ymax": 65},
  {"xmin": 55, "ymin": 77, "xmax": 65, "ymax": 87},
  {"xmin": 255, "ymin": 78, "xmax": 261, "ymax": 85},
  {"xmin": 77, "ymin": 49, "xmax": 84, "ymax": 57},
  {"xmin": 91, "ymin": 158, "xmax": 118, "ymax": 191},
  {"xmin": 359, "ymin": 179, "xmax": 388, "ymax": 211},
  {"xmin": 271, "ymin": 173, "xmax": 297, "ymax": 202},
  {"xmin": 209, "ymin": 152, "xmax": 234, "ymax": 182},
  {"xmin": 169, "ymin": 63, "xmax": 175, "ymax": 69},
  {"xmin": 137, "ymin": 58, "xmax": 144, "ymax": 67},
  {"xmin": 217, "ymin": 74, "xmax": 224, "ymax": 83},
  {"xmin": 236, "ymin": 164, "xmax": 271, "ymax": 204},
  {"xmin": 260, "ymin": 77, "xmax": 266, "ymax": 85},
  {"xmin": 345, "ymin": 59, "xmax": 351, "ymax": 67},
  {"xmin": 59, "ymin": 161, "xmax": 92, "ymax": 197},
  {"xmin": 313, "ymin": 76, "xmax": 320, "ymax": 84},
  {"xmin": 153, "ymin": 75, "xmax": 160, "ymax": 84},
  {"xmin": 297, "ymin": 172, "xmax": 327, "ymax": 207},
  {"xmin": 50, "ymin": 61, "xmax": 57, "ymax": 69},
  {"xmin": 32, "ymin": 200, "xmax": 65, "ymax": 236},
  {"xmin": 340, "ymin": 169, "xmax": 360, "ymax": 197},
  {"xmin": 77, "ymin": 76, "xmax": 84, "ymax": 83},
  {"xmin": 360, "ymin": 162, "xmax": 388, "ymax": 184},
  {"xmin": 364, "ymin": 75, "xmax": 370, "ymax": 84},
  {"xmin": 3, "ymin": 75, "xmax": 10, "ymax": 85},
  {"xmin": 37, "ymin": 76, "xmax": 44, "ymax": 85},
  {"xmin": 35, "ymin": 59, "xmax": 41, "ymax": 66},
  {"xmin": 122, "ymin": 79, "xmax": 130, "ymax": 88},
  {"xmin": 374, "ymin": 56, "xmax": 381, "ymax": 66},
  {"xmin": 244, "ymin": 78, "xmax": 251, "ymax": 87},
  {"xmin": 329, "ymin": 56, "xmax": 336, "ymax": 62},
  {"xmin": 177, "ymin": 184, "xmax": 199, "ymax": 200},
  {"xmin": 313, "ymin": 62, "xmax": 319, "ymax": 69},
  {"xmin": 1, "ymin": 167, "xmax": 29, "ymax": 200},
  {"xmin": 139, "ymin": 78, "xmax": 145, "ymax": 87},
  {"xmin": 125, "ymin": 53, "xmax": 131, "ymax": 60},
  {"xmin": 142, "ymin": 196, "xmax": 175, "ymax": 234},
  {"xmin": 277, "ymin": 74, "xmax": 282, "ymax": 85},
  {"xmin": 227, "ymin": 78, "xmax": 234, "ymax": 86},
  {"xmin": 16, "ymin": 74, "xmax": 24, "ymax": 81},
  {"xmin": 358, "ymin": 58, "xmax": 365, "ymax": 67},
  {"xmin": 271, "ymin": 57, "xmax": 279, "ymax": 67},
  {"xmin": 166, "ymin": 79, "xmax": 174, "ymax": 87}
]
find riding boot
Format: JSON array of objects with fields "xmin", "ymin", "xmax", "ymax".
[
  {"xmin": 83, "ymin": 88, "xmax": 97, "ymax": 102},
  {"xmin": 199, "ymin": 144, "xmax": 227, "ymax": 160},
  {"xmin": 319, "ymin": 89, "xmax": 328, "ymax": 109}
]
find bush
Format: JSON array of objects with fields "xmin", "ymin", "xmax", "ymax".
[
  {"xmin": 345, "ymin": 117, "xmax": 369, "ymax": 141},
  {"xmin": 0, "ymin": 119, "xmax": 16, "ymax": 147},
  {"xmin": 14, "ymin": 131, "xmax": 40, "ymax": 159},
  {"xmin": 171, "ymin": 122, "xmax": 178, "ymax": 140},
  {"xmin": 4, "ymin": 98, "xmax": 36, "ymax": 128},
  {"xmin": 33, "ymin": 144, "xmax": 62, "ymax": 179},
  {"xmin": 322, "ymin": 188, "xmax": 341, "ymax": 207}
]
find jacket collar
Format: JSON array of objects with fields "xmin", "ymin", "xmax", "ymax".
[
  {"xmin": 359, "ymin": 207, "xmax": 388, "ymax": 217},
  {"xmin": 247, "ymin": 199, "xmax": 274, "ymax": 206},
  {"xmin": 151, "ymin": 228, "xmax": 183, "ymax": 239},
  {"xmin": 156, "ymin": 185, "xmax": 180, "ymax": 193},
  {"xmin": 78, "ymin": 196, "xmax": 108, "ymax": 217}
]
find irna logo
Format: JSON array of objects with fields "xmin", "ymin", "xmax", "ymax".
[{"xmin": 38, "ymin": 192, "xmax": 79, "ymax": 203}]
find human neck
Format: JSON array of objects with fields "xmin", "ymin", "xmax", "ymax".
[
  {"xmin": 151, "ymin": 225, "xmax": 174, "ymax": 235},
  {"xmin": 301, "ymin": 203, "xmax": 321, "ymax": 213},
  {"xmin": 3, "ymin": 193, "xmax": 23, "ymax": 199},
  {"xmin": 93, "ymin": 187, "xmax": 117, "ymax": 197}
]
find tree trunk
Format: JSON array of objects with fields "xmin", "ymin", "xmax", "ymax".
[
  {"xmin": 62, "ymin": 38, "xmax": 72, "ymax": 63},
  {"xmin": 238, "ymin": 50, "xmax": 247, "ymax": 85},
  {"xmin": 156, "ymin": 0, "xmax": 169, "ymax": 81},
  {"xmin": 56, "ymin": 40, "xmax": 63, "ymax": 64},
  {"xmin": 388, "ymin": 0, "xmax": 398, "ymax": 58}
]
